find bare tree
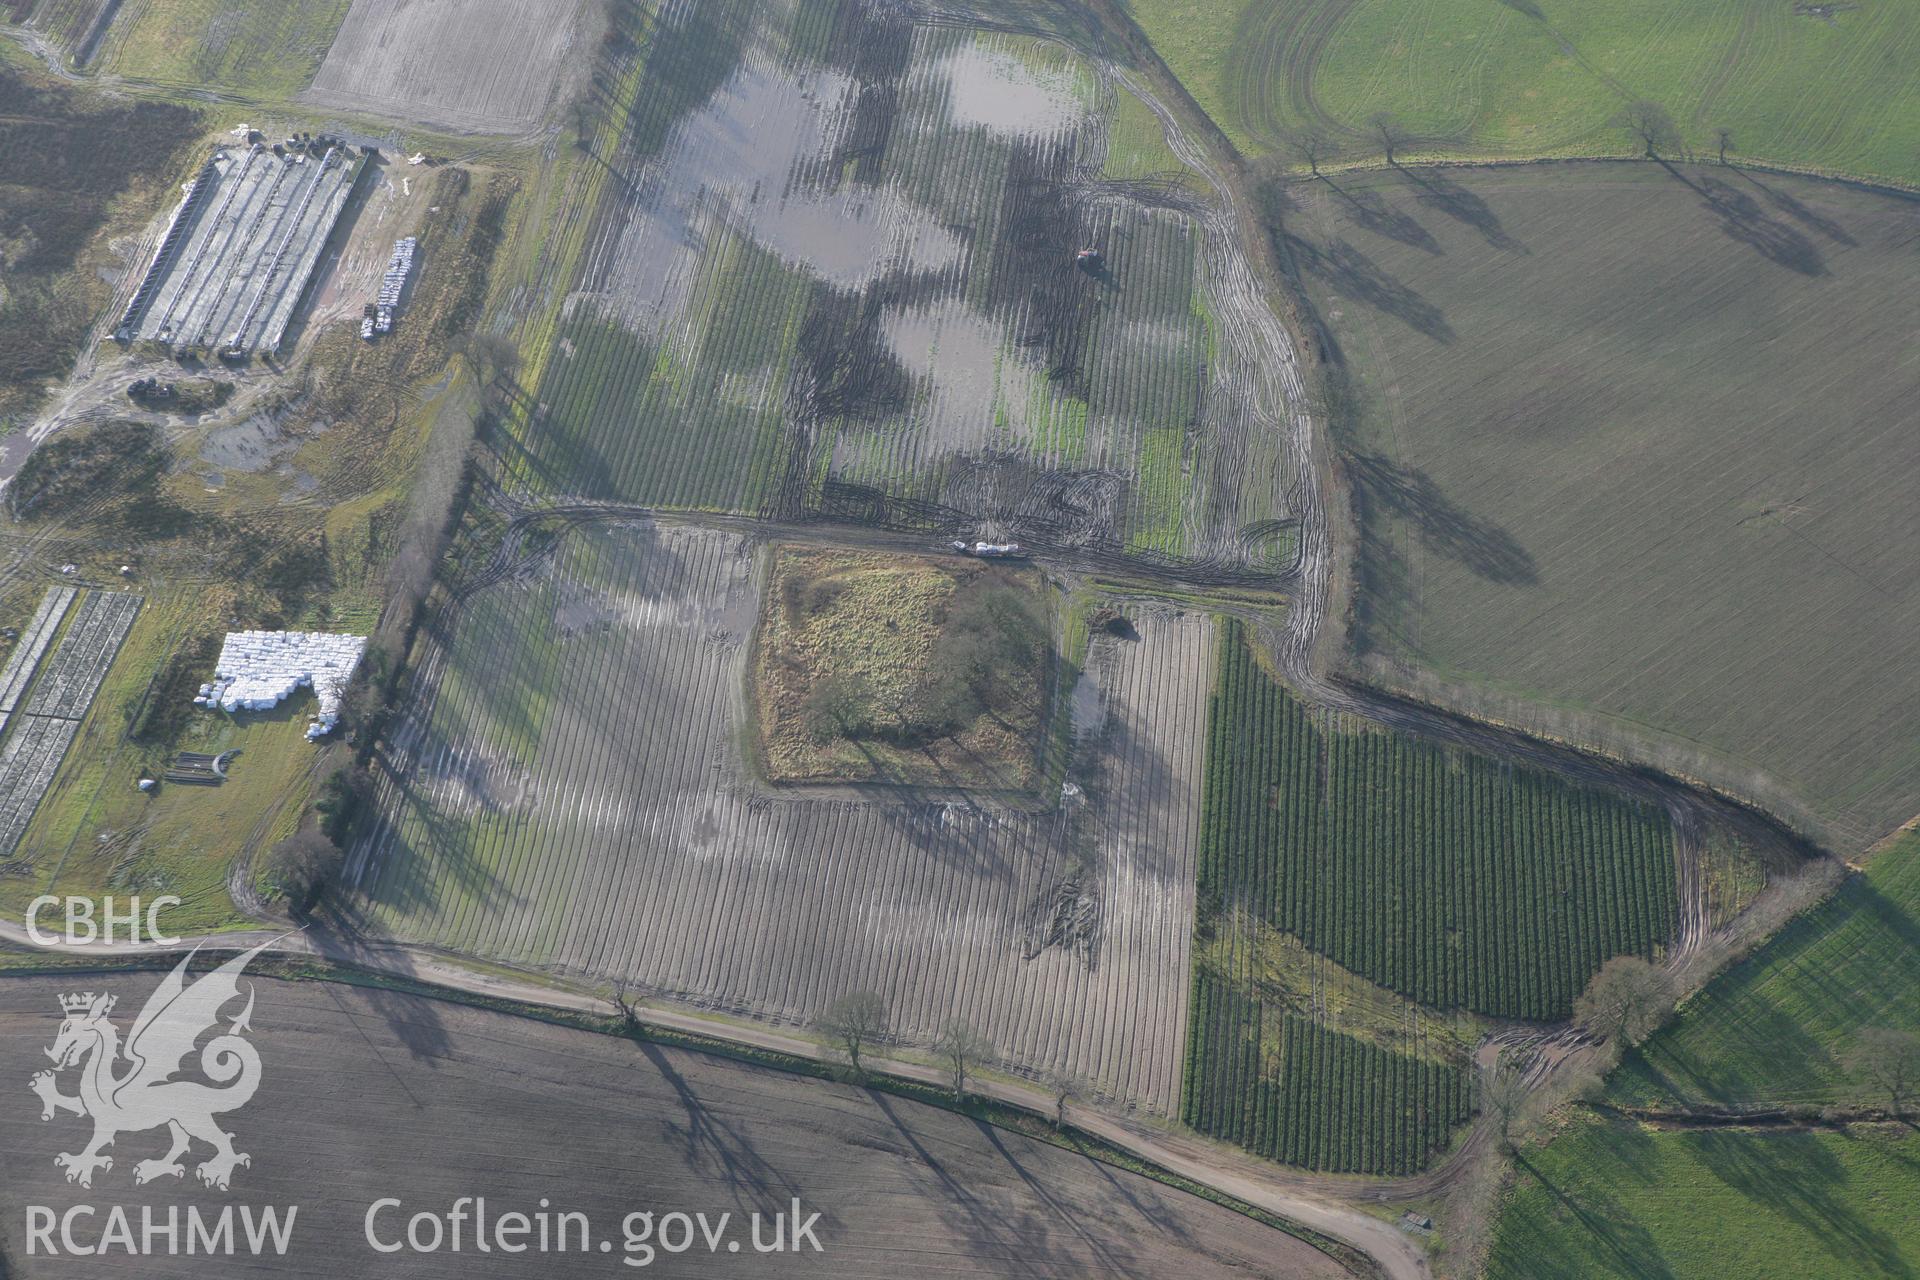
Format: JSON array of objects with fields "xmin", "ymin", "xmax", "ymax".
[
  {"xmin": 1367, "ymin": 112, "xmax": 1411, "ymax": 165},
  {"xmin": 458, "ymin": 331, "xmax": 522, "ymax": 382},
  {"xmin": 1845, "ymin": 1028, "xmax": 1920, "ymax": 1119},
  {"xmin": 610, "ymin": 977, "xmax": 646, "ymax": 1031},
  {"xmin": 1573, "ymin": 956, "xmax": 1676, "ymax": 1046},
  {"xmin": 815, "ymin": 991, "xmax": 889, "ymax": 1076},
  {"xmin": 1479, "ymin": 1049, "xmax": 1529, "ymax": 1153},
  {"xmin": 1619, "ymin": 100, "xmax": 1681, "ymax": 160},
  {"xmin": 1713, "ymin": 126, "xmax": 1734, "ymax": 165},
  {"xmin": 1288, "ymin": 128, "xmax": 1340, "ymax": 178},
  {"xmin": 263, "ymin": 828, "xmax": 343, "ymax": 916},
  {"xmin": 933, "ymin": 1021, "xmax": 995, "ymax": 1099},
  {"xmin": 1045, "ymin": 1072, "xmax": 1085, "ymax": 1128}
]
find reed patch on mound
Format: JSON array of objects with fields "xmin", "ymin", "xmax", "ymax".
[{"xmin": 755, "ymin": 547, "xmax": 1050, "ymax": 788}]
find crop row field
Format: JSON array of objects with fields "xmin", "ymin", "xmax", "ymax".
[
  {"xmin": 0, "ymin": 586, "xmax": 75, "ymax": 730},
  {"xmin": 9, "ymin": 0, "xmax": 116, "ymax": 61},
  {"xmin": 1131, "ymin": 0, "xmax": 1920, "ymax": 186},
  {"xmin": 0, "ymin": 588, "xmax": 140, "ymax": 855},
  {"xmin": 1184, "ymin": 970, "xmax": 1469, "ymax": 1174},
  {"xmin": 1289, "ymin": 162, "xmax": 1920, "ymax": 847},
  {"xmin": 1610, "ymin": 829, "xmax": 1920, "ymax": 1112},
  {"xmin": 347, "ymin": 521, "xmax": 1210, "ymax": 1114},
  {"xmin": 1200, "ymin": 620, "xmax": 1675, "ymax": 1020},
  {"xmin": 511, "ymin": 0, "xmax": 1297, "ymax": 568}
]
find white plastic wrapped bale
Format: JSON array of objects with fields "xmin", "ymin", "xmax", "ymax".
[{"xmin": 201, "ymin": 630, "xmax": 368, "ymax": 741}]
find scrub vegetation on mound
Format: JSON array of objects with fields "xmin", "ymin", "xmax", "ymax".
[
  {"xmin": 1129, "ymin": 0, "xmax": 1920, "ymax": 187},
  {"xmin": 1610, "ymin": 830, "xmax": 1920, "ymax": 1112},
  {"xmin": 756, "ymin": 547, "xmax": 1050, "ymax": 788},
  {"xmin": 6, "ymin": 419, "xmax": 165, "ymax": 521},
  {"xmin": 1486, "ymin": 1114, "xmax": 1920, "ymax": 1280},
  {"xmin": 1285, "ymin": 161, "xmax": 1920, "ymax": 847},
  {"xmin": 0, "ymin": 67, "xmax": 199, "ymax": 422}
]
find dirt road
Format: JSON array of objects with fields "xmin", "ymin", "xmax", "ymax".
[
  {"xmin": 0, "ymin": 971, "xmax": 1360, "ymax": 1278},
  {"xmin": 0, "ymin": 921, "xmax": 1433, "ymax": 1279}
]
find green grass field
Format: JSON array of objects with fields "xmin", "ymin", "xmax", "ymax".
[
  {"xmin": 1487, "ymin": 1114, "xmax": 1920, "ymax": 1279},
  {"xmin": 1610, "ymin": 831, "xmax": 1920, "ymax": 1111},
  {"xmin": 1125, "ymin": 0, "xmax": 1920, "ymax": 187},
  {"xmin": 1287, "ymin": 161, "xmax": 1920, "ymax": 848},
  {"xmin": 107, "ymin": 0, "xmax": 350, "ymax": 96}
]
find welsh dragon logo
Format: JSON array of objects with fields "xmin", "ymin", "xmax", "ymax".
[{"xmin": 29, "ymin": 942, "xmax": 268, "ymax": 1190}]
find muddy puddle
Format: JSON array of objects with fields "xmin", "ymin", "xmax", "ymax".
[
  {"xmin": 197, "ymin": 403, "xmax": 325, "ymax": 473},
  {"xmin": 602, "ymin": 50, "xmax": 962, "ymax": 332},
  {"xmin": 1068, "ymin": 668, "xmax": 1106, "ymax": 740},
  {"xmin": 937, "ymin": 40, "xmax": 1087, "ymax": 138}
]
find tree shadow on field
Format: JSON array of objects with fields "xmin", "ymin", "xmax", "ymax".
[
  {"xmin": 1692, "ymin": 1130, "xmax": 1913, "ymax": 1277},
  {"xmin": 1390, "ymin": 163, "xmax": 1525, "ymax": 252},
  {"xmin": 1658, "ymin": 161, "xmax": 1826, "ymax": 276},
  {"xmin": 1282, "ymin": 232, "xmax": 1455, "ymax": 343},
  {"xmin": 1731, "ymin": 166, "xmax": 1858, "ymax": 247},
  {"xmin": 975, "ymin": 1119, "xmax": 1164, "ymax": 1270},
  {"xmin": 1316, "ymin": 174, "xmax": 1443, "ymax": 255},
  {"xmin": 871, "ymin": 1093, "xmax": 1114, "ymax": 1278},
  {"xmin": 1511, "ymin": 1148, "xmax": 1677, "ymax": 1280},
  {"xmin": 634, "ymin": 1040, "xmax": 791, "ymax": 1208},
  {"xmin": 1344, "ymin": 451, "xmax": 1537, "ymax": 586}
]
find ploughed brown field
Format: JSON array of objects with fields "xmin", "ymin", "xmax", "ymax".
[{"xmin": 0, "ymin": 973, "xmax": 1352, "ymax": 1277}]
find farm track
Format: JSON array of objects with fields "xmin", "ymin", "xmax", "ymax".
[
  {"xmin": 453, "ymin": 498, "xmax": 1298, "ymax": 604},
  {"xmin": 0, "ymin": 922, "xmax": 1429, "ymax": 1280}
]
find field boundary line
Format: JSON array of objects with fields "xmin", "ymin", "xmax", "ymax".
[{"xmin": 0, "ymin": 920, "xmax": 1427, "ymax": 1280}]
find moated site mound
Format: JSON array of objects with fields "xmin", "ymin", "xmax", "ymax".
[{"xmin": 755, "ymin": 547, "xmax": 1050, "ymax": 789}]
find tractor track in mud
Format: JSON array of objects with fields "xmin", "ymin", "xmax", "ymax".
[{"xmin": 450, "ymin": 497, "xmax": 1298, "ymax": 606}]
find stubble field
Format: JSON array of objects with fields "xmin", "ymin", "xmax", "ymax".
[
  {"xmin": 103, "ymin": 0, "xmax": 351, "ymax": 95},
  {"xmin": 347, "ymin": 520, "xmax": 1210, "ymax": 1115},
  {"xmin": 302, "ymin": 0, "xmax": 595, "ymax": 133},
  {"xmin": 1286, "ymin": 161, "xmax": 1920, "ymax": 848}
]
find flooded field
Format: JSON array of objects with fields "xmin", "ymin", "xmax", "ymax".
[{"xmin": 515, "ymin": 0, "xmax": 1298, "ymax": 568}]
